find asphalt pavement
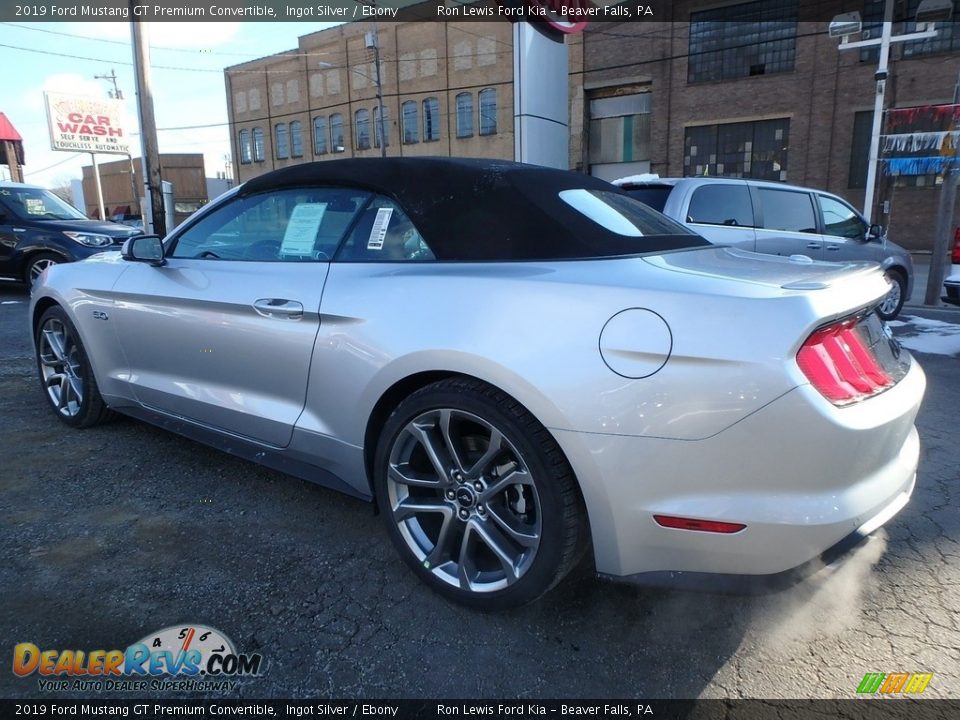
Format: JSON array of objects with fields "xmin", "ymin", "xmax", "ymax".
[{"xmin": 1, "ymin": 281, "xmax": 958, "ymax": 700}]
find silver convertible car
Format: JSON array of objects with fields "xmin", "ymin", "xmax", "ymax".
[{"xmin": 30, "ymin": 158, "xmax": 925, "ymax": 608}]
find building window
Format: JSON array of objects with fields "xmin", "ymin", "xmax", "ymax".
[
  {"xmin": 330, "ymin": 113, "xmax": 344, "ymax": 152},
  {"xmin": 456, "ymin": 93, "xmax": 473, "ymax": 138},
  {"xmin": 479, "ymin": 88, "xmax": 497, "ymax": 135},
  {"xmin": 848, "ymin": 110, "xmax": 873, "ymax": 189},
  {"xmin": 290, "ymin": 121, "xmax": 303, "ymax": 158},
  {"xmin": 859, "ymin": 0, "xmax": 884, "ymax": 63},
  {"xmin": 314, "ymin": 116, "xmax": 328, "ymax": 155},
  {"xmin": 355, "ymin": 109, "xmax": 371, "ymax": 151},
  {"xmin": 683, "ymin": 118, "xmax": 790, "ymax": 181},
  {"xmin": 253, "ymin": 128, "xmax": 265, "ymax": 162},
  {"xmin": 274, "ymin": 123, "xmax": 289, "ymax": 160},
  {"xmin": 402, "ymin": 101, "xmax": 419, "ymax": 144},
  {"xmin": 588, "ymin": 93, "xmax": 652, "ymax": 168},
  {"xmin": 904, "ymin": 0, "xmax": 960, "ymax": 56},
  {"xmin": 423, "ymin": 97, "xmax": 440, "ymax": 142},
  {"xmin": 239, "ymin": 129, "xmax": 252, "ymax": 164},
  {"xmin": 374, "ymin": 106, "xmax": 390, "ymax": 148},
  {"xmin": 688, "ymin": 0, "xmax": 798, "ymax": 83}
]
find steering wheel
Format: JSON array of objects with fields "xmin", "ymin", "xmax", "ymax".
[{"xmin": 243, "ymin": 240, "xmax": 281, "ymax": 261}]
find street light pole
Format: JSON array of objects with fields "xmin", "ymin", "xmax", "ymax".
[
  {"xmin": 862, "ymin": 0, "xmax": 894, "ymax": 225},
  {"xmin": 833, "ymin": 0, "xmax": 939, "ymax": 224}
]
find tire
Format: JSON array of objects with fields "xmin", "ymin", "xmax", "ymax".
[
  {"xmin": 25, "ymin": 252, "xmax": 63, "ymax": 286},
  {"xmin": 876, "ymin": 269, "xmax": 906, "ymax": 321},
  {"xmin": 374, "ymin": 377, "xmax": 586, "ymax": 609},
  {"xmin": 35, "ymin": 306, "xmax": 113, "ymax": 428}
]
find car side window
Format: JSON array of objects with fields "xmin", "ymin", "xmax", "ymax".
[
  {"xmin": 170, "ymin": 187, "xmax": 370, "ymax": 261},
  {"xmin": 687, "ymin": 184, "xmax": 754, "ymax": 227},
  {"xmin": 818, "ymin": 195, "xmax": 865, "ymax": 239},
  {"xmin": 757, "ymin": 188, "xmax": 817, "ymax": 234},
  {"xmin": 335, "ymin": 196, "xmax": 434, "ymax": 262}
]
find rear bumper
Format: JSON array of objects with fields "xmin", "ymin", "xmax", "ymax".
[
  {"xmin": 555, "ymin": 358, "xmax": 925, "ymax": 579},
  {"xmin": 599, "ymin": 473, "xmax": 912, "ymax": 594}
]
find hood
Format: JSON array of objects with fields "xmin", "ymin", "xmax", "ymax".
[{"xmin": 25, "ymin": 218, "xmax": 140, "ymax": 239}]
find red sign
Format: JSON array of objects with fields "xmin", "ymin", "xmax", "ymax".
[{"xmin": 527, "ymin": 0, "xmax": 591, "ymax": 34}]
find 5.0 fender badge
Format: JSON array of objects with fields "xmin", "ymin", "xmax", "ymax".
[{"xmin": 92, "ymin": 310, "xmax": 109, "ymax": 321}]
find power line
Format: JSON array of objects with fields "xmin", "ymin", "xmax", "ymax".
[{"xmin": 23, "ymin": 153, "xmax": 84, "ymax": 177}]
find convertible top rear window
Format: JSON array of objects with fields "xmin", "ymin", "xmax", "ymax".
[
  {"xmin": 239, "ymin": 158, "xmax": 710, "ymax": 261},
  {"xmin": 560, "ymin": 189, "xmax": 693, "ymax": 237}
]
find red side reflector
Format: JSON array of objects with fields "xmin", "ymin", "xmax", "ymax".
[
  {"xmin": 653, "ymin": 515, "xmax": 746, "ymax": 534},
  {"xmin": 952, "ymin": 227, "xmax": 960, "ymax": 264}
]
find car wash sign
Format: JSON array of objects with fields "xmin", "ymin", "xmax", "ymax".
[{"xmin": 44, "ymin": 92, "xmax": 130, "ymax": 155}]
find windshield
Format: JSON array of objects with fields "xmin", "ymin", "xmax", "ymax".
[{"xmin": 0, "ymin": 186, "xmax": 88, "ymax": 221}]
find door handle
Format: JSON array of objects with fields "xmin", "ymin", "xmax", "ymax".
[
  {"xmin": 806, "ymin": 242, "xmax": 822, "ymax": 249},
  {"xmin": 253, "ymin": 299, "xmax": 304, "ymax": 319},
  {"xmin": 826, "ymin": 245, "xmax": 840, "ymax": 251}
]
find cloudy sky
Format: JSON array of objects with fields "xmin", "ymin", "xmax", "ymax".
[{"xmin": 0, "ymin": 21, "xmax": 341, "ymax": 191}]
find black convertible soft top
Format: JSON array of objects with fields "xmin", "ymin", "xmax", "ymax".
[{"xmin": 239, "ymin": 157, "xmax": 707, "ymax": 261}]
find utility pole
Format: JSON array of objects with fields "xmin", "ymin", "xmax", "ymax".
[
  {"xmin": 94, "ymin": 69, "xmax": 123, "ymax": 99},
  {"xmin": 367, "ymin": 25, "xmax": 387, "ymax": 158},
  {"xmin": 129, "ymin": 7, "xmax": 166, "ymax": 237},
  {"xmin": 924, "ymin": 70, "xmax": 960, "ymax": 305}
]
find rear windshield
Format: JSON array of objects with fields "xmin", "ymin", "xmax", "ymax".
[
  {"xmin": 559, "ymin": 189, "xmax": 693, "ymax": 237},
  {"xmin": 621, "ymin": 186, "xmax": 672, "ymax": 213}
]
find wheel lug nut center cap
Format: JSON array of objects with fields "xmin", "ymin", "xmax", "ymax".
[{"xmin": 455, "ymin": 487, "xmax": 477, "ymax": 509}]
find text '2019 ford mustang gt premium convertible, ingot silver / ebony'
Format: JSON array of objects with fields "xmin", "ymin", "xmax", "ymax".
[{"xmin": 30, "ymin": 158, "xmax": 925, "ymax": 608}]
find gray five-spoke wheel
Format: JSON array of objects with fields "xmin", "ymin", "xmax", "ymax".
[
  {"xmin": 38, "ymin": 317, "xmax": 85, "ymax": 418},
  {"xmin": 386, "ymin": 408, "xmax": 542, "ymax": 594}
]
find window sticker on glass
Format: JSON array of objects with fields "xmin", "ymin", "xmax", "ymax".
[
  {"xmin": 367, "ymin": 207, "xmax": 394, "ymax": 250},
  {"xmin": 281, "ymin": 203, "xmax": 327, "ymax": 256},
  {"xmin": 25, "ymin": 198, "xmax": 45, "ymax": 215}
]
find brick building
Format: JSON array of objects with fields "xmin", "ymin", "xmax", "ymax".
[
  {"xmin": 580, "ymin": 0, "xmax": 960, "ymax": 251},
  {"xmin": 224, "ymin": 15, "xmax": 585, "ymax": 183}
]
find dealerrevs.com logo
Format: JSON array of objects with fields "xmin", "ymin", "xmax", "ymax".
[{"xmin": 13, "ymin": 624, "xmax": 264, "ymax": 693}]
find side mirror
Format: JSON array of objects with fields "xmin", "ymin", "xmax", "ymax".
[
  {"xmin": 865, "ymin": 223, "xmax": 884, "ymax": 241},
  {"xmin": 121, "ymin": 235, "xmax": 166, "ymax": 266}
]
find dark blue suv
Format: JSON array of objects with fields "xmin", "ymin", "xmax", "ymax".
[{"xmin": 0, "ymin": 181, "xmax": 139, "ymax": 285}]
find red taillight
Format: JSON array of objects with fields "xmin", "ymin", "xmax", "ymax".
[
  {"xmin": 951, "ymin": 227, "xmax": 960, "ymax": 264},
  {"xmin": 797, "ymin": 319, "xmax": 893, "ymax": 405},
  {"xmin": 653, "ymin": 515, "xmax": 746, "ymax": 534}
]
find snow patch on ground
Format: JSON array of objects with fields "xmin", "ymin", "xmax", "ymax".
[{"xmin": 894, "ymin": 315, "xmax": 960, "ymax": 356}]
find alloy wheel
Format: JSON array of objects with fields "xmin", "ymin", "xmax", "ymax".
[
  {"xmin": 38, "ymin": 317, "xmax": 85, "ymax": 417},
  {"xmin": 878, "ymin": 281, "xmax": 901, "ymax": 317},
  {"xmin": 29, "ymin": 257, "xmax": 58, "ymax": 285},
  {"xmin": 385, "ymin": 408, "xmax": 542, "ymax": 593}
]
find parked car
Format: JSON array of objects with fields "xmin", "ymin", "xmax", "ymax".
[
  {"xmin": 0, "ymin": 181, "xmax": 139, "ymax": 285},
  {"xmin": 613, "ymin": 176, "xmax": 914, "ymax": 320},
  {"xmin": 30, "ymin": 158, "xmax": 925, "ymax": 608},
  {"xmin": 943, "ymin": 227, "xmax": 960, "ymax": 306}
]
